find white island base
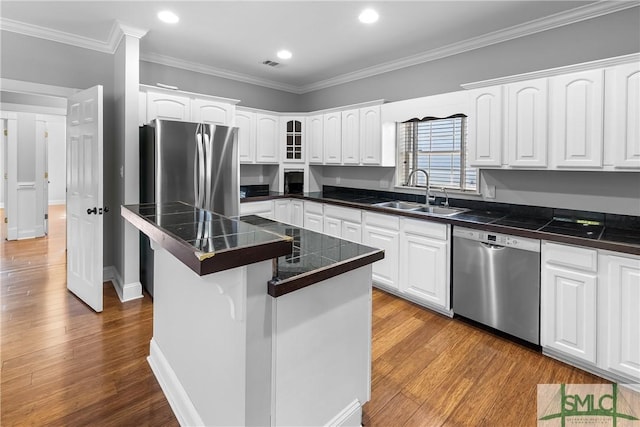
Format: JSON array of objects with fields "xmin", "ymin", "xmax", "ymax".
[{"xmin": 147, "ymin": 247, "xmax": 372, "ymax": 427}]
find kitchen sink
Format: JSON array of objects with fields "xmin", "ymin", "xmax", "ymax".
[
  {"xmin": 411, "ymin": 206, "xmax": 468, "ymax": 216},
  {"xmin": 373, "ymin": 201, "xmax": 424, "ymax": 210},
  {"xmin": 373, "ymin": 201, "xmax": 468, "ymax": 217}
]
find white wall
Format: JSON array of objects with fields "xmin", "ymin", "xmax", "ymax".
[{"xmin": 45, "ymin": 117, "xmax": 66, "ymax": 205}]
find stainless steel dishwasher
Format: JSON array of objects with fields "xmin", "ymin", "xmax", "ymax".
[{"xmin": 452, "ymin": 227, "xmax": 541, "ymax": 345}]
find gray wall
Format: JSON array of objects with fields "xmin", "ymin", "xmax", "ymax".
[
  {"xmin": 298, "ymin": 8, "xmax": 640, "ymax": 110},
  {"xmin": 140, "ymin": 61, "xmax": 301, "ymax": 112},
  {"xmin": 1, "ymin": 30, "xmax": 116, "ymax": 267}
]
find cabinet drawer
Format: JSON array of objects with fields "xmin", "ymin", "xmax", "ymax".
[
  {"xmin": 304, "ymin": 201, "xmax": 323, "ymax": 216},
  {"xmin": 543, "ymin": 241, "xmax": 598, "ymax": 272},
  {"xmin": 364, "ymin": 211, "xmax": 400, "ymax": 230},
  {"xmin": 324, "ymin": 204, "xmax": 361, "ymax": 223},
  {"xmin": 402, "ymin": 217, "xmax": 449, "ymax": 241},
  {"xmin": 240, "ymin": 200, "xmax": 273, "ymax": 216}
]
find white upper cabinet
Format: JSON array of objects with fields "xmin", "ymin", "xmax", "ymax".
[
  {"xmin": 281, "ymin": 116, "xmax": 305, "ymax": 163},
  {"xmin": 146, "ymin": 91, "xmax": 191, "ymax": 122},
  {"xmin": 307, "ymin": 114, "xmax": 324, "ymax": 164},
  {"xmin": 550, "ymin": 70, "xmax": 604, "ymax": 168},
  {"xmin": 605, "ymin": 62, "xmax": 640, "ymax": 169},
  {"xmin": 506, "ymin": 78, "xmax": 548, "ymax": 168},
  {"xmin": 468, "ymin": 86, "xmax": 503, "ymax": 167},
  {"xmin": 256, "ymin": 113, "xmax": 279, "ymax": 164},
  {"xmin": 323, "ymin": 112, "xmax": 342, "ymax": 164},
  {"xmin": 360, "ymin": 105, "xmax": 383, "ymax": 165},
  {"xmin": 191, "ymin": 98, "xmax": 235, "ymax": 125},
  {"xmin": 235, "ymin": 109, "xmax": 256, "ymax": 164},
  {"xmin": 341, "ymin": 109, "xmax": 360, "ymax": 165}
]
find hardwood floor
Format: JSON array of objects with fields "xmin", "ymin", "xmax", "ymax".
[{"xmin": 1, "ymin": 206, "xmax": 608, "ymax": 426}]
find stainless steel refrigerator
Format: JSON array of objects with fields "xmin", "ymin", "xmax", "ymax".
[{"xmin": 139, "ymin": 119, "xmax": 239, "ymax": 297}]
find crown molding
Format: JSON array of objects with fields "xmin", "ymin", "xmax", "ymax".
[
  {"xmin": 298, "ymin": 1, "xmax": 639, "ymax": 93},
  {"xmin": 461, "ymin": 53, "xmax": 640, "ymax": 89},
  {"xmin": 1, "ymin": 1, "xmax": 636, "ymax": 94},
  {"xmin": 139, "ymin": 52, "xmax": 302, "ymax": 94}
]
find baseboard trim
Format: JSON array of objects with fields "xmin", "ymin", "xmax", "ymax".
[
  {"xmin": 372, "ymin": 283, "xmax": 454, "ymax": 318},
  {"xmin": 103, "ymin": 266, "xmax": 143, "ymax": 302},
  {"xmin": 148, "ymin": 338, "xmax": 204, "ymax": 427},
  {"xmin": 325, "ymin": 399, "xmax": 362, "ymax": 427}
]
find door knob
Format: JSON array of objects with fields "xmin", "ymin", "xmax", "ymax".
[{"xmin": 87, "ymin": 207, "xmax": 97, "ymax": 215}]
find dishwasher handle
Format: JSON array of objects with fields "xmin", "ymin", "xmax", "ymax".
[{"xmin": 481, "ymin": 242, "xmax": 506, "ymax": 250}]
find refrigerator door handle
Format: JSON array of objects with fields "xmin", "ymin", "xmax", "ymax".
[{"xmin": 195, "ymin": 124, "xmax": 206, "ymax": 208}]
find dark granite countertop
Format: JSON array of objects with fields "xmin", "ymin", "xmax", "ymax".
[
  {"xmin": 122, "ymin": 201, "xmax": 384, "ymax": 297},
  {"xmin": 241, "ymin": 188, "xmax": 640, "ymax": 256}
]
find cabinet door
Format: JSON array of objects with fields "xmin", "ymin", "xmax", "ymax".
[
  {"xmin": 307, "ymin": 115, "xmax": 324, "ymax": 164},
  {"xmin": 603, "ymin": 254, "xmax": 640, "ymax": 380},
  {"xmin": 304, "ymin": 212, "xmax": 323, "ymax": 233},
  {"xmin": 342, "ymin": 221, "xmax": 362, "ymax": 244},
  {"xmin": 341, "ymin": 109, "xmax": 360, "ymax": 165},
  {"xmin": 146, "ymin": 91, "xmax": 190, "ymax": 122},
  {"xmin": 360, "ymin": 105, "xmax": 382, "ymax": 165},
  {"xmin": 274, "ymin": 199, "xmax": 291, "ymax": 224},
  {"xmin": 605, "ymin": 62, "xmax": 640, "ymax": 169},
  {"xmin": 282, "ymin": 117, "xmax": 304, "ymax": 163},
  {"xmin": 191, "ymin": 99, "xmax": 234, "ymax": 125},
  {"xmin": 240, "ymin": 201, "xmax": 273, "ymax": 219},
  {"xmin": 363, "ymin": 221, "xmax": 399, "ymax": 290},
  {"xmin": 400, "ymin": 232, "xmax": 448, "ymax": 309},
  {"xmin": 235, "ymin": 110, "xmax": 256, "ymax": 164},
  {"xmin": 468, "ymin": 87, "xmax": 503, "ymax": 167},
  {"xmin": 323, "ymin": 112, "xmax": 342, "ymax": 164},
  {"xmin": 256, "ymin": 113, "xmax": 279, "ymax": 163},
  {"xmin": 323, "ymin": 216, "xmax": 341, "ymax": 238},
  {"xmin": 506, "ymin": 78, "xmax": 548, "ymax": 168},
  {"xmin": 290, "ymin": 200, "xmax": 304, "ymax": 227},
  {"xmin": 550, "ymin": 70, "xmax": 604, "ymax": 168},
  {"xmin": 541, "ymin": 264, "xmax": 597, "ymax": 364}
]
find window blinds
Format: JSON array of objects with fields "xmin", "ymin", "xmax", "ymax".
[{"xmin": 397, "ymin": 115, "xmax": 476, "ymax": 191}]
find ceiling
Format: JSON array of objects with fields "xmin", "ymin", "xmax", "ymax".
[{"xmin": 1, "ymin": 1, "xmax": 633, "ymax": 93}]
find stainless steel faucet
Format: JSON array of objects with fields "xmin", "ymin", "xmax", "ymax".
[
  {"xmin": 441, "ymin": 187, "xmax": 449, "ymax": 207},
  {"xmin": 405, "ymin": 169, "xmax": 434, "ymax": 205}
]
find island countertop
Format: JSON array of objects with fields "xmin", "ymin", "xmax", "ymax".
[{"xmin": 122, "ymin": 202, "xmax": 384, "ymax": 297}]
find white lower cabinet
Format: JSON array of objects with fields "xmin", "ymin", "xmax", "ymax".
[
  {"xmin": 542, "ymin": 241, "xmax": 640, "ymax": 387},
  {"xmin": 541, "ymin": 242, "xmax": 598, "ymax": 364},
  {"xmin": 323, "ymin": 205, "xmax": 362, "ymax": 243},
  {"xmin": 399, "ymin": 218, "xmax": 450, "ymax": 313},
  {"xmin": 290, "ymin": 200, "xmax": 304, "ymax": 227},
  {"xmin": 273, "ymin": 199, "xmax": 304, "ymax": 226},
  {"xmin": 239, "ymin": 200, "xmax": 274, "ymax": 219},
  {"xmin": 362, "ymin": 212, "xmax": 400, "ymax": 291},
  {"xmin": 599, "ymin": 252, "xmax": 640, "ymax": 382},
  {"xmin": 303, "ymin": 201, "xmax": 323, "ymax": 233}
]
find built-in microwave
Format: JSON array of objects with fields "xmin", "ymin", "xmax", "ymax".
[{"xmin": 283, "ymin": 170, "xmax": 304, "ymax": 195}]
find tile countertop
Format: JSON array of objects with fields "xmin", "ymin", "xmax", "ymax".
[
  {"xmin": 241, "ymin": 190, "xmax": 640, "ymax": 256},
  {"xmin": 121, "ymin": 202, "xmax": 384, "ymax": 297}
]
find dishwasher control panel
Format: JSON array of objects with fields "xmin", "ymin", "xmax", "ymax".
[{"xmin": 453, "ymin": 227, "xmax": 540, "ymax": 252}]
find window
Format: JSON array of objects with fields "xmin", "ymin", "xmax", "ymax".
[{"xmin": 397, "ymin": 115, "xmax": 476, "ymax": 191}]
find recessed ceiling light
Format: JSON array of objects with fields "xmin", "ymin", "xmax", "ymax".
[
  {"xmin": 158, "ymin": 10, "xmax": 179, "ymax": 24},
  {"xmin": 359, "ymin": 8, "xmax": 379, "ymax": 24},
  {"xmin": 277, "ymin": 50, "xmax": 292, "ymax": 60}
]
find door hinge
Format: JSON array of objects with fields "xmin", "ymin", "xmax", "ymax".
[
  {"xmin": 44, "ymin": 172, "xmax": 48, "ymax": 179},
  {"xmin": 3, "ymin": 173, "xmax": 6, "ymax": 180},
  {"xmin": 45, "ymin": 131, "xmax": 49, "ymax": 138},
  {"xmin": 4, "ymin": 218, "xmax": 7, "ymax": 224},
  {"xmin": 3, "ymin": 129, "xmax": 7, "ymax": 136},
  {"xmin": 44, "ymin": 213, "xmax": 48, "ymax": 220}
]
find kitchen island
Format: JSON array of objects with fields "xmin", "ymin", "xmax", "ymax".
[{"xmin": 121, "ymin": 202, "xmax": 384, "ymax": 427}]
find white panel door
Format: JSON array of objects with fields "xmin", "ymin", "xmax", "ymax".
[
  {"xmin": 604, "ymin": 254, "xmax": 640, "ymax": 380},
  {"xmin": 323, "ymin": 112, "xmax": 342, "ymax": 164},
  {"xmin": 146, "ymin": 91, "xmax": 190, "ymax": 122},
  {"xmin": 66, "ymin": 85, "xmax": 104, "ymax": 312},
  {"xmin": 274, "ymin": 199, "xmax": 291, "ymax": 224},
  {"xmin": 360, "ymin": 105, "xmax": 382, "ymax": 165},
  {"xmin": 323, "ymin": 216, "xmax": 341, "ymax": 238},
  {"xmin": 400, "ymin": 232, "xmax": 448, "ymax": 309},
  {"xmin": 191, "ymin": 98, "xmax": 234, "ymax": 125},
  {"xmin": 341, "ymin": 109, "xmax": 360, "ymax": 165},
  {"xmin": 341, "ymin": 220, "xmax": 362, "ymax": 244},
  {"xmin": 235, "ymin": 110, "xmax": 256, "ymax": 164},
  {"xmin": 255, "ymin": 113, "xmax": 279, "ymax": 163},
  {"xmin": 606, "ymin": 62, "xmax": 640, "ymax": 169},
  {"xmin": 303, "ymin": 212, "xmax": 323, "ymax": 233},
  {"xmin": 468, "ymin": 86, "xmax": 503, "ymax": 167},
  {"xmin": 550, "ymin": 70, "xmax": 604, "ymax": 168},
  {"xmin": 290, "ymin": 200, "xmax": 304, "ymax": 227},
  {"xmin": 541, "ymin": 264, "xmax": 597, "ymax": 363},
  {"xmin": 3, "ymin": 114, "xmax": 18, "ymax": 240},
  {"xmin": 506, "ymin": 78, "xmax": 548, "ymax": 168},
  {"xmin": 306, "ymin": 115, "xmax": 324, "ymax": 164}
]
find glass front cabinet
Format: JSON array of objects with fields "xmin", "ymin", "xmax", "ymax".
[{"xmin": 282, "ymin": 116, "xmax": 304, "ymax": 163}]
